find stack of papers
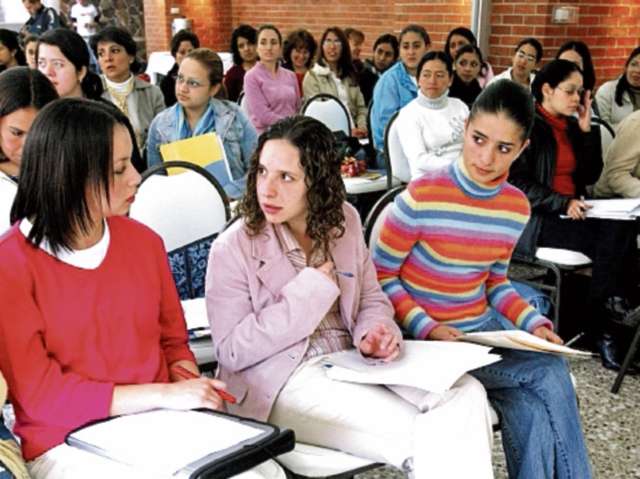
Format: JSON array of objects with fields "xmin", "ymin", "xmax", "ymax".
[
  {"xmin": 458, "ymin": 330, "xmax": 593, "ymax": 358},
  {"xmin": 561, "ymin": 199, "xmax": 640, "ymax": 220},
  {"xmin": 181, "ymin": 298, "xmax": 211, "ymax": 338},
  {"xmin": 322, "ymin": 341, "xmax": 500, "ymax": 394}
]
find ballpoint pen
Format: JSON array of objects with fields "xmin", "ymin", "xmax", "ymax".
[
  {"xmin": 332, "ymin": 269, "xmax": 354, "ymax": 278},
  {"xmin": 171, "ymin": 364, "xmax": 237, "ymax": 404}
]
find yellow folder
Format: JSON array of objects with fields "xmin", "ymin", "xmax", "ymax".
[{"xmin": 159, "ymin": 132, "xmax": 226, "ymax": 176}]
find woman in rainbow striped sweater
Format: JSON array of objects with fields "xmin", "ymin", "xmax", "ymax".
[{"xmin": 373, "ymin": 80, "xmax": 592, "ymax": 479}]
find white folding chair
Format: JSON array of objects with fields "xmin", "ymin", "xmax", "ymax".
[
  {"xmin": 302, "ymin": 93, "xmax": 351, "ymax": 137},
  {"xmin": 129, "ymin": 161, "xmax": 231, "ymax": 368},
  {"xmin": 238, "ymin": 90, "xmax": 251, "ymax": 118},
  {"xmin": 383, "ymin": 110, "xmax": 411, "ymax": 191},
  {"xmin": 591, "ymin": 117, "xmax": 615, "ymax": 159}
]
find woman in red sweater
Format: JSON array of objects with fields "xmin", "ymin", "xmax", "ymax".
[
  {"xmin": 509, "ymin": 59, "xmax": 640, "ymax": 373},
  {"xmin": 0, "ymin": 99, "xmax": 229, "ymax": 478}
]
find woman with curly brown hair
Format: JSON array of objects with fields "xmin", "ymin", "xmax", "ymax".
[
  {"xmin": 204, "ymin": 114, "xmax": 494, "ymax": 479},
  {"xmin": 281, "ymin": 29, "xmax": 317, "ymax": 96}
]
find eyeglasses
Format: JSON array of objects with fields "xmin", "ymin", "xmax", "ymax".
[
  {"xmin": 557, "ymin": 86, "xmax": 585, "ymax": 97},
  {"xmin": 174, "ymin": 74, "xmax": 209, "ymax": 89},
  {"xmin": 516, "ymin": 51, "xmax": 536, "ymax": 63},
  {"xmin": 324, "ymin": 40, "xmax": 342, "ymax": 46}
]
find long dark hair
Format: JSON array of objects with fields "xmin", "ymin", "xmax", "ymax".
[
  {"xmin": 37, "ymin": 29, "xmax": 103, "ymax": 100},
  {"xmin": 11, "ymin": 98, "xmax": 139, "ymax": 253},
  {"xmin": 470, "ymin": 79, "xmax": 535, "ymax": 143},
  {"xmin": 0, "ymin": 67, "xmax": 58, "ymax": 160},
  {"xmin": 555, "ymin": 40, "xmax": 596, "ymax": 93},
  {"xmin": 0, "ymin": 29, "xmax": 26, "ymax": 67},
  {"xmin": 531, "ymin": 59, "xmax": 583, "ymax": 105},
  {"xmin": 614, "ymin": 46, "xmax": 640, "ymax": 107},
  {"xmin": 230, "ymin": 25, "xmax": 256, "ymax": 66},
  {"xmin": 236, "ymin": 115, "xmax": 346, "ymax": 259},
  {"xmin": 317, "ymin": 27, "xmax": 358, "ymax": 85}
]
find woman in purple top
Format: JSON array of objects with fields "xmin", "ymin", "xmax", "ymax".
[{"xmin": 243, "ymin": 24, "xmax": 300, "ymax": 134}]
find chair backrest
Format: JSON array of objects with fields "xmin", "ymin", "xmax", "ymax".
[
  {"xmin": 130, "ymin": 161, "xmax": 231, "ymax": 299},
  {"xmin": 237, "ymin": 90, "xmax": 251, "ymax": 118},
  {"xmin": 301, "ymin": 93, "xmax": 351, "ymax": 136},
  {"xmin": 590, "ymin": 117, "xmax": 615, "ymax": 158},
  {"xmin": 383, "ymin": 110, "xmax": 410, "ymax": 190},
  {"xmin": 362, "ymin": 185, "xmax": 406, "ymax": 251}
]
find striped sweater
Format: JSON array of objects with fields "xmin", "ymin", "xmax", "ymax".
[{"xmin": 373, "ymin": 157, "xmax": 552, "ymax": 339}]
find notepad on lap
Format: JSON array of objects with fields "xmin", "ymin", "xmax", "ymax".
[
  {"xmin": 159, "ymin": 132, "xmax": 230, "ymax": 177},
  {"xmin": 66, "ymin": 409, "xmax": 294, "ymax": 479}
]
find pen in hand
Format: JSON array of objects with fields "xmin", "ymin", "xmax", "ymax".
[
  {"xmin": 170, "ymin": 364, "xmax": 236, "ymax": 404},
  {"xmin": 579, "ymin": 195, "xmax": 587, "ymax": 213},
  {"xmin": 332, "ymin": 269, "xmax": 354, "ymax": 278}
]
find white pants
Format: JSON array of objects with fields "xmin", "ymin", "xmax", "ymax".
[
  {"xmin": 28, "ymin": 443, "xmax": 286, "ymax": 479},
  {"xmin": 268, "ymin": 356, "xmax": 494, "ymax": 479}
]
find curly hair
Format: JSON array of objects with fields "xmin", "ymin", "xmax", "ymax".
[
  {"xmin": 236, "ymin": 115, "xmax": 346, "ymax": 260},
  {"xmin": 282, "ymin": 29, "xmax": 317, "ymax": 69},
  {"xmin": 230, "ymin": 25, "xmax": 257, "ymax": 65}
]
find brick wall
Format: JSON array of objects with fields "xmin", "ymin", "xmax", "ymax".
[
  {"xmin": 142, "ymin": 0, "xmax": 639, "ymax": 87},
  {"xmin": 488, "ymin": 0, "xmax": 640, "ymax": 87}
]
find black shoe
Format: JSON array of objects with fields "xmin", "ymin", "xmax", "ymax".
[
  {"xmin": 595, "ymin": 335, "xmax": 640, "ymax": 375},
  {"xmin": 602, "ymin": 296, "xmax": 640, "ymax": 328}
]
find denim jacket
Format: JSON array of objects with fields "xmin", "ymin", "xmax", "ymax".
[
  {"xmin": 371, "ymin": 62, "xmax": 418, "ymax": 149},
  {"xmin": 146, "ymin": 99, "xmax": 258, "ymax": 199}
]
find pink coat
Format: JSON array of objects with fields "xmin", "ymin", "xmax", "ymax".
[{"xmin": 205, "ymin": 203, "xmax": 400, "ymax": 421}]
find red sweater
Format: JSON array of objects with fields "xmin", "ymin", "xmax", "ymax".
[
  {"xmin": 0, "ymin": 216, "xmax": 195, "ymax": 460},
  {"xmin": 537, "ymin": 104, "xmax": 576, "ymax": 197}
]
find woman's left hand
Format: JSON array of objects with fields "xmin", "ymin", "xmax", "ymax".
[
  {"xmin": 577, "ymin": 90, "xmax": 592, "ymax": 132},
  {"xmin": 532, "ymin": 325, "xmax": 563, "ymax": 345},
  {"xmin": 351, "ymin": 126, "xmax": 367, "ymax": 139},
  {"xmin": 359, "ymin": 323, "xmax": 401, "ymax": 362}
]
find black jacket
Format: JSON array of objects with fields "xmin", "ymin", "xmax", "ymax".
[
  {"xmin": 159, "ymin": 63, "xmax": 178, "ymax": 107},
  {"xmin": 508, "ymin": 108, "xmax": 602, "ymax": 260}
]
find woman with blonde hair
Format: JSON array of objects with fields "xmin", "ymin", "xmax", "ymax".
[{"xmin": 147, "ymin": 48, "xmax": 257, "ymax": 199}]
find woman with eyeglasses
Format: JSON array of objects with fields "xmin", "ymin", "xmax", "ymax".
[
  {"xmin": 488, "ymin": 38, "xmax": 542, "ymax": 90},
  {"xmin": 147, "ymin": 48, "xmax": 257, "ymax": 200},
  {"xmin": 509, "ymin": 59, "xmax": 640, "ymax": 375},
  {"xmin": 302, "ymin": 27, "xmax": 367, "ymax": 138},
  {"xmin": 243, "ymin": 24, "xmax": 300, "ymax": 135}
]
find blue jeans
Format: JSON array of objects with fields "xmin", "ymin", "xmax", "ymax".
[{"xmin": 469, "ymin": 317, "xmax": 592, "ymax": 479}]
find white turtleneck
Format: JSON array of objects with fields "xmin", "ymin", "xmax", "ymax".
[
  {"xmin": 396, "ymin": 89, "xmax": 469, "ymax": 180},
  {"xmin": 103, "ymin": 74, "xmax": 141, "ymax": 140}
]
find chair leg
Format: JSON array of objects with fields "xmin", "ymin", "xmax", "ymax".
[{"xmin": 611, "ymin": 321, "xmax": 640, "ymax": 393}]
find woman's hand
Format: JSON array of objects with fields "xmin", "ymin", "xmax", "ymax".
[
  {"xmin": 351, "ymin": 126, "xmax": 367, "ymax": 139},
  {"xmin": 315, "ymin": 261, "xmax": 336, "ymax": 282},
  {"xmin": 427, "ymin": 324, "xmax": 463, "ymax": 341},
  {"xmin": 160, "ymin": 377, "xmax": 228, "ymax": 411},
  {"xmin": 566, "ymin": 199, "xmax": 591, "ymax": 220},
  {"xmin": 359, "ymin": 323, "xmax": 401, "ymax": 362},
  {"xmin": 577, "ymin": 90, "xmax": 592, "ymax": 132},
  {"xmin": 532, "ymin": 326, "xmax": 563, "ymax": 345}
]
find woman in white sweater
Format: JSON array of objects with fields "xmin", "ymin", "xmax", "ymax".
[{"xmin": 397, "ymin": 51, "xmax": 468, "ymax": 180}]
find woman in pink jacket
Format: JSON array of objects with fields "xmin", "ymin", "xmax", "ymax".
[{"xmin": 205, "ymin": 115, "xmax": 495, "ymax": 479}]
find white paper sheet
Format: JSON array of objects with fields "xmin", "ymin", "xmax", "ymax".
[
  {"xmin": 458, "ymin": 330, "xmax": 593, "ymax": 357},
  {"xmin": 322, "ymin": 341, "xmax": 501, "ymax": 394},
  {"xmin": 68, "ymin": 409, "xmax": 263, "ymax": 475},
  {"xmin": 181, "ymin": 298, "xmax": 210, "ymax": 332}
]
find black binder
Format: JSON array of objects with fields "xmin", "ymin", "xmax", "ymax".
[{"xmin": 65, "ymin": 409, "xmax": 295, "ymax": 479}]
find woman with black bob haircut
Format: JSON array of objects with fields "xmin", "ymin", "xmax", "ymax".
[
  {"xmin": 0, "ymin": 67, "xmax": 58, "ymax": 234},
  {"xmin": 374, "ymin": 79, "xmax": 592, "ymax": 479},
  {"xmin": 36, "ymin": 28, "xmax": 103, "ymax": 100},
  {"xmin": 90, "ymin": 26, "xmax": 165, "ymax": 150},
  {"xmin": 224, "ymin": 24, "xmax": 258, "ymax": 102},
  {"xmin": 443, "ymin": 26, "xmax": 493, "ymax": 87},
  {"xmin": 0, "ymin": 98, "xmax": 244, "ymax": 478},
  {"xmin": 510, "ymin": 59, "xmax": 640, "ymax": 374},
  {"xmin": 595, "ymin": 46, "xmax": 640, "ymax": 130},
  {"xmin": 0, "ymin": 29, "xmax": 26, "ymax": 72},
  {"xmin": 302, "ymin": 26, "xmax": 366, "ymax": 138},
  {"xmin": 281, "ymin": 28, "xmax": 317, "ymax": 95},
  {"xmin": 159, "ymin": 29, "xmax": 200, "ymax": 107},
  {"xmin": 206, "ymin": 115, "xmax": 494, "ymax": 479}
]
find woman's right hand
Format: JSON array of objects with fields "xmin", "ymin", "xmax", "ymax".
[
  {"xmin": 160, "ymin": 377, "xmax": 228, "ymax": 411},
  {"xmin": 566, "ymin": 199, "xmax": 591, "ymax": 220},
  {"xmin": 427, "ymin": 324, "xmax": 463, "ymax": 341},
  {"xmin": 316, "ymin": 261, "xmax": 336, "ymax": 281}
]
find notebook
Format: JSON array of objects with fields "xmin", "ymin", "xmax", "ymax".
[
  {"xmin": 159, "ymin": 132, "xmax": 231, "ymax": 178},
  {"xmin": 66, "ymin": 409, "xmax": 294, "ymax": 479}
]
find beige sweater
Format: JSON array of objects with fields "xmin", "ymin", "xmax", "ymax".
[{"xmin": 593, "ymin": 110, "xmax": 640, "ymax": 198}]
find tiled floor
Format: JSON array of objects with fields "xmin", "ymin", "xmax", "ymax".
[{"xmin": 357, "ymin": 354, "xmax": 640, "ymax": 479}]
